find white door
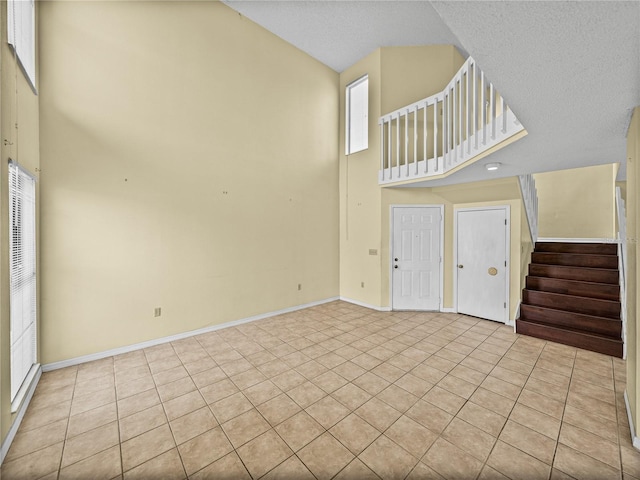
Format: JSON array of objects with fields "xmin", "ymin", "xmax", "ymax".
[
  {"xmin": 456, "ymin": 207, "xmax": 509, "ymax": 323},
  {"xmin": 392, "ymin": 206, "xmax": 442, "ymax": 310}
]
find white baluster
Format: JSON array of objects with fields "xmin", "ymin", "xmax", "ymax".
[
  {"xmin": 396, "ymin": 114, "xmax": 400, "ymax": 178},
  {"xmin": 424, "ymin": 103, "xmax": 428, "ymax": 174},
  {"xmin": 388, "ymin": 118, "xmax": 392, "ymax": 179},
  {"xmin": 445, "ymin": 93, "xmax": 450, "ymax": 166},
  {"xmin": 380, "ymin": 122, "xmax": 384, "ymax": 180},
  {"xmin": 458, "ymin": 76, "xmax": 462, "ymax": 159},
  {"xmin": 434, "ymin": 98, "xmax": 439, "ymax": 172},
  {"xmin": 490, "ymin": 83, "xmax": 496, "ymax": 140},
  {"xmin": 405, "ymin": 111, "xmax": 409, "ymax": 177},
  {"xmin": 414, "ymin": 107, "xmax": 418, "ymax": 175},
  {"xmin": 473, "ymin": 62, "xmax": 477, "ymax": 150},
  {"xmin": 480, "ymin": 71, "xmax": 486, "ymax": 145},
  {"xmin": 466, "ymin": 68, "xmax": 470, "ymax": 155},
  {"xmin": 502, "ymin": 98, "xmax": 507, "ymax": 134}
]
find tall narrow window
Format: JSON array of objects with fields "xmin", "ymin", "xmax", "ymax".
[
  {"xmin": 346, "ymin": 75, "xmax": 368, "ymax": 154},
  {"xmin": 8, "ymin": 0, "xmax": 36, "ymax": 89},
  {"xmin": 9, "ymin": 161, "xmax": 37, "ymax": 407}
]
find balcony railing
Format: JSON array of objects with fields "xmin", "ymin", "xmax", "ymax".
[
  {"xmin": 518, "ymin": 174, "xmax": 538, "ymax": 244},
  {"xmin": 379, "ymin": 56, "xmax": 525, "ymax": 185}
]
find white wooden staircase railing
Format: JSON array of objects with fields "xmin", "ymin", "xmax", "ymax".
[
  {"xmin": 379, "ymin": 56, "xmax": 525, "ymax": 185},
  {"xmin": 616, "ymin": 186, "xmax": 627, "ymax": 358},
  {"xmin": 518, "ymin": 174, "xmax": 538, "ymax": 244}
]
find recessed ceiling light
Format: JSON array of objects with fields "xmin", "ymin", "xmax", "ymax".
[{"xmin": 485, "ymin": 162, "xmax": 501, "ymax": 171}]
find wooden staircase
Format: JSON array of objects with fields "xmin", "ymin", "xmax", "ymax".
[{"xmin": 516, "ymin": 242, "xmax": 623, "ymax": 358}]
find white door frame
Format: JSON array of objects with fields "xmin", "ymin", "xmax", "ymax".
[
  {"xmin": 389, "ymin": 204, "xmax": 445, "ymax": 311},
  {"xmin": 453, "ymin": 205, "xmax": 510, "ymax": 322}
]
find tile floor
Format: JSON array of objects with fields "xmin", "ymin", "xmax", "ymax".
[{"xmin": 3, "ymin": 300, "xmax": 640, "ymax": 479}]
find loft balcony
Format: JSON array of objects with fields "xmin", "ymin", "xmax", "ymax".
[{"xmin": 378, "ymin": 56, "xmax": 526, "ymax": 186}]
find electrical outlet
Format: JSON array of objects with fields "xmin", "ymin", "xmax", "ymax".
[
  {"xmin": 361, "ymin": 282, "xmax": 365, "ymax": 288},
  {"xmin": 154, "ymin": 307, "xmax": 161, "ymax": 317},
  {"xmin": 298, "ymin": 284, "xmax": 302, "ymax": 291}
]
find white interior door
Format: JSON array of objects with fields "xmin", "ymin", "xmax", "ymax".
[
  {"xmin": 392, "ymin": 206, "xmax": 442, "ymax": 310},
  {"xmin": 456, "ymin": 207, "xmax": 509, "ymax": 323}
]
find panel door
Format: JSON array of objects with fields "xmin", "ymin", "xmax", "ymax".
[
  {"xmin": 392, "ymin": 207, "xmax": 441, "ymax": 310},
  {"xmin": 456, "ymin": 207, "xmax": 508, "ymax": 323}
]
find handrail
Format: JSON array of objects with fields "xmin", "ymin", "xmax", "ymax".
[
  {"xmin": 616, "ymin": 186, "xmax": 627, "ymax": 358},
  {"xmin": 518, "ymin": 174, "xmax": 538, "ymax": 244},
  {"xmin": 378, "ymin": 56, "xmax": 525, "ymax": 185}
]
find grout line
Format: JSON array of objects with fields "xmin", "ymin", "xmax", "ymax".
[
  {"xmin": 13, "ymin": 303, "xmax": 634, "ymax": 480},
  {"xmin": 471, "ymin": 334, "xmax": 547, "ymax": 479},
  {"xmin": 112, "ymin": 361, "xmax": 125, "ymax": 480},
  {"xmin": 55, "ymin": 366, "xmax": 78, "ymax": 480}
]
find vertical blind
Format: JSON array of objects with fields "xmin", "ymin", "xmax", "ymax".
[
  {"xmin": 7, "ymin": 0, "xmax": 36, "ymax": 89},
  {"xmin": 9, "ymin": 161, "xmax": 37, "ymax": 402}
]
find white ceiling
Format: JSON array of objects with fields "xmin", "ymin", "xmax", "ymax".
[{"xmin": 223, "ymin": 0, "xmax": 640, "ymax": 186}]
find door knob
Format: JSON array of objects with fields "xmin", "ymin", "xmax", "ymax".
[
  {"xmin": 458, "ymin": 264, "xmax": 464, "ymax": 269},
  {"xmin": 394, "ymin": 265, "xmax": 398, "ymax": 269},
  {"xmin": 394, "ymin": 258, "xmax": 398, "ymax": 261}
]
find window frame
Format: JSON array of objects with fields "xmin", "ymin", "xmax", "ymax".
[{"xmin": 346, "ymin": 74, "xmax": 369, "ymax": 155}]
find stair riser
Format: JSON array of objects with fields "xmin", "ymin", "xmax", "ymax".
[
  {"xmin": 523, "ymin": 290, "xmax": 620, "ymax": 319},
  {"xmin": 528, "ymin": 264, "xmax": 619, "ymax": 285},
  {"xmin": 519, "ymin": 305, "xmax": 622, "ymax": 338},
  {"xmin": 526, "ymin": 277, "xmax": 620, "ymax": 301},
  {"xmin": 532, "ymin": 252, "xmax": 618, "ymax": 269},
  {"xmin": 516, "ymin": 320, "xmax": 623, "ymax": 358},
  {"xmin": 535, "ymin": 243, "xmax": 618, "ymax": 255}
]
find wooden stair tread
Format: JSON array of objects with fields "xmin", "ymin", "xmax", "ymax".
[
  {"xmin": 528, "ymin": 264, "xmax": 619, "ymax": 284},
  {"xmin": 531, "ymin": 252, "xmax": 619, "ymax": 269},
  {"xmin": 523, "ymin": 289, "xmax": 620, "ymax": 319},
  {"xmin": 516, "ymin": 319, "xmax": 622, "ymax": 357},
  {"xmin": 526, "ymin": 276, "xmax": 620, "ymax": 301},
  {"xmin": 519, "ymin": 304, "xmax": 621, "ymax": 338},
  {"xmin": 518, "ymin": 241, "xmax": 623, "ymax": 358},
  {"xmin": 535, "ymin": 242, "xmax": 618, "ymax": 255}
]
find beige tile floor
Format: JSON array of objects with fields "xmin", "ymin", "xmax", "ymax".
[{"xmin": 3, "ymin": 300, "xmax": 640, "ymax": 480}]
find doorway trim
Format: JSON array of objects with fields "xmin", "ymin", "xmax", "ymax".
[
  {"xmin": 453, "ymin": 205, "xmax": 511, "ymax": 322},
  {"xmin": 389, "ymin": 204, "xmax": 445, "ymax": 311}
]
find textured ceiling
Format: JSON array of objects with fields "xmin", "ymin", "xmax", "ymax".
[
  {"xmin": 223, "ymin": 0, "xmax": 640, "ymax": 185},
  {"xmin": 221, "ymin": 1, "xmax": 463, "ymax": 73}
]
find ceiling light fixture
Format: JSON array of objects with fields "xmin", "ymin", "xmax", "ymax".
[{"xmin": 485, "ymin": 162, "xmax": 501, "ymax": 171}]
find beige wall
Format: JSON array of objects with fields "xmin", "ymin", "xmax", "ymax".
[
  {"xmin": 379, "ymin": 178, "xmax": 525, "ymax": 317},
  {"xmin": 38, "ymin": 1, "xmax": 339, "ymax": 363},
  {"xmin": 535, "ymin": 164, "xmax": 617, "ymax": 239},
  {"xmin": 0, "ymin": 0, "xmax": 41, "ymax": 442},
  {"xmin": 627, "ymin": 107, "xmax": 639, "ymax": 437},
  {"xmin": 339, "ymin": 49, "xmax": 383, "ymax": 306},
  {"xmin": 338, "ymin": 45, "xmax": 528, "ymax": 318},
  {"xmin": 339, "ymin": 46, "xmax": 463, "ymax": 307},
  {"xmin": 380, "ymin": 46, "xmax": 463, "ymax": 115}
]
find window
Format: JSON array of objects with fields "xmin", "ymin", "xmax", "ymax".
[
  {"xmin": 8, "ymin": 0, "xmax": 36, "ymax": 89},
  {"xmin": 346, "ymin": 75, "xmax": 368, "ymax": 154},
  {"xmin": 9, "ymin": 161, "xmax": 37, "ymax": 408}
]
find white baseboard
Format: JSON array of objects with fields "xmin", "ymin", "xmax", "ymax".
[
  {"xmin": 43, "ymin": 297, "xmax": 340, "ymax": 372},
  {"xmin": 624, "ymin": 390, "xmax": 640, "ymax": 450},
  {"xmin": 1, "ymin": 366, "xmax": 41, "ymax": 464},
  {"xmin": 339, "ymin": 296, "xmax": 458, "ymax": 314},
  {"xmin": 339, "ymin": 297, "xmax": 392, "ymax": 312},
  {"xmin": 537, "ymin": 237, "xmax": 618, "ymax": 244}
]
